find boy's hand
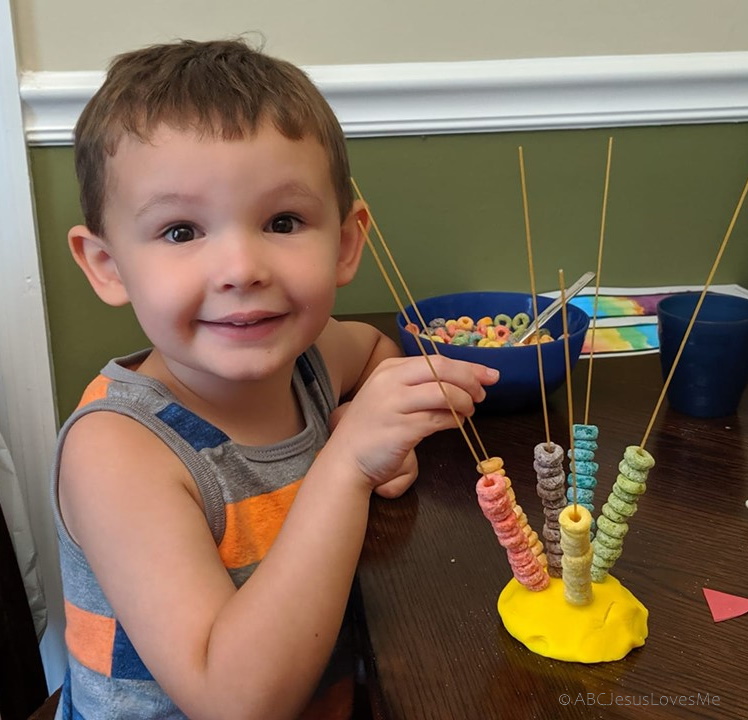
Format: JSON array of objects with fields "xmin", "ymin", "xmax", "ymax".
[
  {"xmin": 327, "ymin": 355, "xmax": 498, "ymax": 493},
  {"xmin": 329, "ymin": 403, "xmax": 418, "ymax": 498},
  {"xmin": 373, "ymin": 448, "xmax": 418, "ymax": 499}
]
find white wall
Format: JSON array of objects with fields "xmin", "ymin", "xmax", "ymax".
[{"xmin": 12, "ymin": 0, "xmax": 748, "ymax": 71}]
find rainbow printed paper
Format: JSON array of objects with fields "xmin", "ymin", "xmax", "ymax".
[
  {"xmin": 582, "ymin": 324, "xmax": 659, "ymax": 356},
  {"xmin": 539, "ymin": 284, "xmax": 748, "ymax": 359},
  {"xmin": 570, "ymin": 294, "xmax": 670, "ymax": 319}
]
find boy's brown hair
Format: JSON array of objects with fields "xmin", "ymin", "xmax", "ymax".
[{"xmin": 74, "ymin": 38, "xmax": 354, "ymax": 236}]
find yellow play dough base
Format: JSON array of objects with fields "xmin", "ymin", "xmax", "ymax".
[{"xmin": 498, "ymin": 574, "xmax": 648, "ymax": 663}]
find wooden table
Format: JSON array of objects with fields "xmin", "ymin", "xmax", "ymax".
[{"xmin": 352, "ymin": 314, "xmax": 748, "ymax": 720}]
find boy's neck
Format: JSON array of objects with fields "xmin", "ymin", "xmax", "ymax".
[{"xmin": 136, "ymin": 349, "xmax": 305, "ymax": 446}]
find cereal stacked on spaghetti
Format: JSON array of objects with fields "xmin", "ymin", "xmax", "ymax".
[
  {"xmin": 533, "ymin": 442, "xmax": 566, "ymax": 577},
  {"xmin": 591, "ymin": 446, "xmax": 654, "ymax": 582},
  {"xmin": 476, "ymin": 469, "xmax": 549, "ymax": 591},
  {"xmin": 559, "ymin": 505, "xmax": 594, "ymax": 605},
  {"xmin": 566, "ymin": 424, "xmax": 599, "ymax": 534}
]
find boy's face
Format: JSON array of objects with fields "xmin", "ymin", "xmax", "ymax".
[{"xmin": 75, "ymin": 123, "xmax": 364, "ymax": 387}]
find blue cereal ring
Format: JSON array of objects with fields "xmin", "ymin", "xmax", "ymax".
[
  {"xmin": 574, "ymin": 474, "xmax": 598, "ymax": 490},
  {"xmin": 573, "ymin": 439, "xmax": 599, "ymax": 452},
  {"xmin": 566, "ymin": 487, "xmax": 595, "ymax": 504},
  {"xmin": 573, "ymin": 423, "xmax": 599, "ymax": 440},
  {"xmin": 571, "ymin": 460, "xmax": 599, "ymax": 476},
  {"xmin": 568, "ymin": 447, "xmax": 595, "ymax": 462}
]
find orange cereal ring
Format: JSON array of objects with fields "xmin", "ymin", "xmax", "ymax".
[
  {"xmin": 404, "ymin": 322, "xmax": 420, "ymax": 334},
  {"xmin": 476, "ymin": 315, "xmax": 494, "ymax": 328},
  {"xmin": 494, "ymin": 325, "xmax": 511, "ymax": 341}
]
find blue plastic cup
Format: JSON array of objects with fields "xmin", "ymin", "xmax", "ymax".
[{"xmin": 657, "ymin": 292, "xmax": 748, "ymax": 418}]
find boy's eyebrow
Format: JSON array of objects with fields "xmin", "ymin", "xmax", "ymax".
[
  {"xmin": 134, "ymin": 184, "xmax": 323, "ymax": 219},
  {"xmin": 268, "ymin": 181, "xmax": 324, "ymax": 205},
  {"xmin": 135, "ymin": 192, "xmax": 202, "ymax": 219}
]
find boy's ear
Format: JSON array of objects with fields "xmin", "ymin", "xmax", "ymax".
[
  {"xmin": 336, "ymin": 200, "xmax": 370, "ymax": 288},
  {"xmin": 68, "ymin": 225, "xmax": 130, "ymax": 307}
]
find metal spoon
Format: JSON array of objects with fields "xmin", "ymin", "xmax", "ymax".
[{"xmin": 513, "ymin": 270, "xmax": 596, "ymax": 344}]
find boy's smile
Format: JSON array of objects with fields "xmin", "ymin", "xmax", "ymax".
[{"xmin": 78, "ymin": 122, "xmax": 365, "ymax": 401}]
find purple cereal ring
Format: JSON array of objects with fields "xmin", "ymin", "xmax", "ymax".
[{"xmin": 533, "ymin": 442, "xmax": 564, "ymax": 467}]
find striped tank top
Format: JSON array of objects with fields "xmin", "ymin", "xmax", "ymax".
[{"xmin": 51, "ymin": 347, "xmax": 354, "ymax": 719}]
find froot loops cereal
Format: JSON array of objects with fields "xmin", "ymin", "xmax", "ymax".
[
  {"xmin": 559, "ymin": 505, "xmax": 593, "ymax": 605},
  {"xmin": 404, "ymin": 313, "xmax": 554, "ymax": 348},
  {"xmin": 591, "ymin": 445, "xmax": 654, "ymax": 582},
  {"xmin": 566, "ymin": 423, "xmax": 599, "ymax": 534},
  {"xmin": 533, "ymin": 442, "xmax": 566, "ymax": 578},
  {"xmin": 476, "ymin": 470, "xmax": 549, "ymax": 592}
]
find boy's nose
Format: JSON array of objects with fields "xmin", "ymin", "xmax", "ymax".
[{"xmin": 214, "ymin": 232, "xmax": 271, "ymax": 290}]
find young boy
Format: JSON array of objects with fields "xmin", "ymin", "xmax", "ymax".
[{"xmin": 53, "ymin": 39, "xmax": 498, "ymax": 719}]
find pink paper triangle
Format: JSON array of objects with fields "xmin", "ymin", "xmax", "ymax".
[{"xmin": 703, "ymin": 588, "xmax": 748, "ymax": 622}]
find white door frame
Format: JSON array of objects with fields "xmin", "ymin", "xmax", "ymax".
[{"xmin": 0, "ymin": 0, "xmax": 67, "ymax": 690}]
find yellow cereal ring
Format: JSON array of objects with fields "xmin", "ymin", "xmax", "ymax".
[
  {"xmin": 476, "ymin": 316, "xmax": 493, "ymax": 328},
  {"xmin": 457, "ymin": 315, "xmax": 474, "ymax": 330},
  {"xmin": 477, "ymin": 456, "xmax": 504, "ymax": 474}
]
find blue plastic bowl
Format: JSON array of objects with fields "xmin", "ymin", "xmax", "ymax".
[{"xmin": 396, "ymin": 291, "xmax": 590, "ymax": 413}]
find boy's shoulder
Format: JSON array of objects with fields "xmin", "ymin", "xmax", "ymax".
[{"xmin": 315, "ymin": 318, "xmax": 400, "ymax": 401}]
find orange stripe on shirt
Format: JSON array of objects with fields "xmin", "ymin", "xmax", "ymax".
[
  {"xmin": 75, "ymin": 374, "xmax": 112, "ymax": 410},
  {"xmin": 219, "ymin": 479, "xmax": 302, "ymax": 568},
  {"xmin": 64, "ymin": 600, "xmax": 116, "ymax": 676}
]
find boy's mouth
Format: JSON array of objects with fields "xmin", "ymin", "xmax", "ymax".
[{"xmin": 201, "ymin": 311, "xmax": 285, "ymax": 339}]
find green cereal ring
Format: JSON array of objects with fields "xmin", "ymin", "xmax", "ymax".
[
  {"xmin": 494, "ymin": 313, "xmax": 513, "ymax": 327},
  {"xmin": 592, "ymin": 540, "xmax": 622, "ymax": 563},
  {"xmin": 511, "ymin": 312, "xmax": 530, "ymax": 331},
  {"xmin": 612, "ymin": 482, "xmax": 637, "ymax": 504},
  {"xmin": 591, "ymin": 565, "xmax": 609, "ymax": 583},
  {"xmin": 594, "ymin": 529, "xmax": 623, "ymax": 549},
  {"xmin": 451, "ymin": 333, "xmax": 471, "ymax": 346},
  {"xmin": 568, "ymin": 447, "xmax": 595, "ymax": 461},
  {"xmin": 618, "ymin": 461, "xmax": 648, "ymax": 483},
  {"xmin": 601, "ymin": 502, "xmax": 627, "ymax": 524},
  {"xmin": 573, "ymin": 423, "xmax": 599, "ymax": 440},
  {"xmin": 591, "ymin": 553, "xmax": 616, "ymax": 571},
  {"xmin": 624, "ymin": 445, "xmax": 655, "ymax": 471},
  {"xmin": 608, "ymin": 494, "xmax": 638, "ymax": 518},
  {"xmin": 597, "ymin": 515, "xmax": 628, "ymax": 539},
  {"xmin": 538, "ymin": 327, "xmax": 552, "ymax": 337},
  {"xmin": 617, "ymin": 476, "xmax": 647, "ymax": 495},
  {"xmin": 574, "ymin": 439, "xmax": 599, "ymax": 452}
]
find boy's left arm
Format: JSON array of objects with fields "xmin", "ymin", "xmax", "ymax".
[{"xmin": 317, "ymin": 318, "xmax": 417, "ymax": 497}]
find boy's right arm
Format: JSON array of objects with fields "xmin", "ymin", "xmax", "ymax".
[{"xmin": 59, "ymin": 356, "xmax": 495, "ymax": 720}]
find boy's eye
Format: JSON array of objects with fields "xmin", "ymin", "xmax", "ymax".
[
  {"xmin": 163, "ymin": 224, "xmax": 196, "ymax": 243},
  {"xmin": 266, "ymin": 214, "xmax": 301, "ymax": 234}
]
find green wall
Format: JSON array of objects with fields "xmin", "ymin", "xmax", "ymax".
[{"xmin": 31, "ymin": 123, "xmax": 748, "ymax": 422}]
